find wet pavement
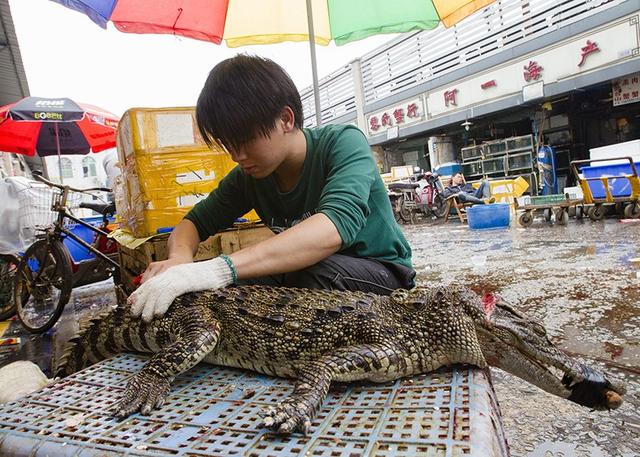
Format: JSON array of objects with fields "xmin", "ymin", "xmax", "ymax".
[
  {"xmin": 405, "ymin": 216, "xmax": 640, "ymax": 457},
  {"xmin": 0, "ymin": 215, "xmax": 638, "ymax": 456}
]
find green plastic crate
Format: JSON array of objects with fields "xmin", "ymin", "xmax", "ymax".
[{"xmin": 528, "ymin": 194, "xmax": 569, "ymax": 205}]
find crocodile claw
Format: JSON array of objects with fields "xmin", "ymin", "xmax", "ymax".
[
  {"xmin": 259, "ymin": 400, "xmax": 312, "ymax": 435},
  {"xmin": 112, "ymin": 370, "xmax": 171, "ymax": 419}
]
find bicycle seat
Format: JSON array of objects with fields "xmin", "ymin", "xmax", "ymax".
[
  {"xmin": 388, "ymin": 182, "xmax": 419, "ymax": 190},
  {"xmin": 80, "ymin": 202, "xmax": 116, "ymax": 217}
]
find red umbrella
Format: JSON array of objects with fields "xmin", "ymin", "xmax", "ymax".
[{"xmin": 0, "ymin": 96, "xmax": 119, "ymax": 157}]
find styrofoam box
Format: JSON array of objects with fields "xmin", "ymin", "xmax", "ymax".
[{"xmin": 589, "ymin": 139, "xmax": 640, "ymax": 166}]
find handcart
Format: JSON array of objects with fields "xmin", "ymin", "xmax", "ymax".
[
  {"xmin": 516, "ymin": 194, "xmax": 585, "ymax": 227},
  {"xmin": 570, "ymin": 157, "xmax": 640, "ymax": 221}
]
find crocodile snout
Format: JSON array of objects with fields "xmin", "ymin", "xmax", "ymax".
[{"xmin": 563, "ymin": 365, "xmax": 625, "ymax": 410}]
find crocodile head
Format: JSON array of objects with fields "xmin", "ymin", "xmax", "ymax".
[{"xmin": 474, "ymin": 293, "xmax": 626, "ymax": 410}]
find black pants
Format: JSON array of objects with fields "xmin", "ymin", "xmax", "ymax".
[{"xmin": 239, "ymin": 254, "xmax": 415, "ymax": 295}]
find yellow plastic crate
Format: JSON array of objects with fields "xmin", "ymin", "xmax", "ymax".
[
  {"xmin": 488, "ymin": 177, "xmax": 529, "ymax": 204},
  {"xmin": 116, "ymin": 107, "xmax": 258, "ymax": 237}
]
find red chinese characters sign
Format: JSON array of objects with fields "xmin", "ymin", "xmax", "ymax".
[
  {"xmin": 523, "ymin": 61, "xmax": 543, "ymax": 82},
  {"xmin": 444, "ymin": 89, "xmax": 458, "ymax": 107},
  {"xmin": 578, "ymin": 40, "xmax": 599, "ymax": 67},
  {"xmin": 393, "ymin": 108, "xmax": 404, "ymax": 124},
  {"xmin": 481, "ymin": 80, "xmax": 497, "ymax": 90},
  {"xmin": 407, "ymin": 103, "xmax": 419, "ymax": 118},
  {"xmin": 381, "ymin": 112, "xmax": 393, "ymax": 128},
  {"xmin": 613, "ymin": 74, "xmax": 640, "ymax": 107},
  {"xmin": 367, "ymin": 99, "xmax": 423, "ymax": 134}
]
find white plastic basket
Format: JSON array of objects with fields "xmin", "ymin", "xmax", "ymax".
[
  {"xmin": 17, "ymin": 183, "xmax": 82, "ymax": 235},
  {"xmin": 17, "ymin": 183, "xmax": 56, "ymax": 233}
]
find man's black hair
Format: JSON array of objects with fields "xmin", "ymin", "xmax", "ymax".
[{"xmin": 196, "ymin": 54, "xmax": 304, "ymax": 152}]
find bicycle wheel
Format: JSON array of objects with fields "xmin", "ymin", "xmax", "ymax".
[
  {"xmin": 397, "ymin": 195, "xmax": 412, "ymax": 223},
  {"xmin": 432, "ymin": 194, "xmax": 448, "ymax": 218},
  {"xmin": 14, "ymin": 239, "xmax": 73, "ymax": 333},
  {"xmin": 390, "ymin": 195, "xmax": 403, "ymax": 222},
  {"xmin": 0, "ymin": 254, "xmax": 20, "ymax": 321}
]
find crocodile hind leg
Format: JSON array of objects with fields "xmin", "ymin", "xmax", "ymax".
[
  {"xmin": 56, "ymin": 305, "xmax": 150, "ymax": 378},
  {"xmin": 114, "ymin": 305, "xmax": 221, "ymax": 418},
  {"xmin": 261, "ymin": 343, "xmax": 407, "ymax": 434}
]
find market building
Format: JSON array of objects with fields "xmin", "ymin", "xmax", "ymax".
[
  {"xmin": 299, "ymin": 0, "xmax": 640, "ymax": 194},
  {"xmin": 0, "ymin": 0, "xmax": 32, "ymax": 178}
]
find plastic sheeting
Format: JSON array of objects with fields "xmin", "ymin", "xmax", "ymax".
[{"xmin": 0, "ymin": 177, "xmax": 54, "ymax": 254}]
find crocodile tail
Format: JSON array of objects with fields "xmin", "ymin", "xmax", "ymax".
[{"xmin": 55, "ymin": 305, "xmax": 140, "ymax": 378}]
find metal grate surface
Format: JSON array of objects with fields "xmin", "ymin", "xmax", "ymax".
[{"xmin": 0, "ymin": 354, "xmax": 509, "ymax": 456}]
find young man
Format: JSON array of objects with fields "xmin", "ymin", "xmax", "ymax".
[
  {"xmin": 443, "ymin": 172, "xmax": 495, "ymax": 205},
  {"xmin": 128, "ymin": 55, "xmax": 415, "ymax": 323}
]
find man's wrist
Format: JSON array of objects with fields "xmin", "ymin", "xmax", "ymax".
[
  {"xmin": 218, "ymin": 254, "xmax": 238, "ymax": 284},
  {"xmin": 168, "ymin": 250, "xmax": 194, "ymax": 263}
]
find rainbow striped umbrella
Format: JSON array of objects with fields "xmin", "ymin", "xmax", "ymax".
[{"xmin": 50, "ymin": 0, "xmax": 497, "ymax": 124}]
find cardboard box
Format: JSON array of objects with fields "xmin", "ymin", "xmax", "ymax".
[{"xmin": 116, "ymin": 107, "xmax": 258, "ymax": 237}]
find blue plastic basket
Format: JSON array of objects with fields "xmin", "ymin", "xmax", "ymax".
[
  {"xmin": 63, "ymin": 216, "xmax": 104, "ymax": 263},
  {"xmin": 581, "ymin": 162, "xmax": 640, "ymax": 199},
  {"xmin": 0, "ymin": 354, "xmax": 509, "ymax": 457},
  {"xmin": 467, "ymin": 203, "xmax": 511, "ymax": 230}
]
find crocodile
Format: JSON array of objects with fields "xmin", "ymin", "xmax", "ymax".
[{"xmin": 57, "ymin": 285, "xmax": 625, "ymax": 434}]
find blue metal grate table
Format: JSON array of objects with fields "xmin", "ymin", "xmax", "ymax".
[{"xmin": 0, "ymin": 354, "xmax": 509, "ymax": 456}]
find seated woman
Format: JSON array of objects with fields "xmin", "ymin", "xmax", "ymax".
[{"xmin": 443, "ymin": 172, "xmax": 495, "ymax": 205}]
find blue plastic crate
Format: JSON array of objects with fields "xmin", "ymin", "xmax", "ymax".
[
  {"xmin": 467, "ymin": 203, "xmax": 511, "ymax": 230},
  {"xmin": 581, "ymin": 162, "xmax": 640, "ymax": 199},
  {"xmin": 63, "ymin": 216, "xmax": 104, "ymax": 263},
  {"xmin": 0, "ymin": 354, "xmax": 509, "ymax": 456}
]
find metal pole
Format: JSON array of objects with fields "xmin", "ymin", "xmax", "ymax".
[
  {"xmin": 54, "ymin": 123, "xmax": 63, "ymax": 184},
  {"xmin": 305, "ymin": 0, "xmax": 322, "ymax": 127}
]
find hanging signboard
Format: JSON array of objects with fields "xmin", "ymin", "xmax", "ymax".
[{"xmin": 613, "ymin": 73, "xmax": 640, "ymax": 106}]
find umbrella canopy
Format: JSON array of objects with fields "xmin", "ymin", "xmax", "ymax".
[
  {"xmin": 49, "ymin": 0, "xmax": 496, "ymax": 45},
  {"xmin": 0, "ymin": 97, "xmax": 119, "ymax": 157},
  {"xmin": 49, "ymin": 0, "xmax": 497, "ymax": 125}
]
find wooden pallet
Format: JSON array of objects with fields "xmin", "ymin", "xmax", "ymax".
[{"xmin": 118, "ymin": 224, "xmax": 273, "ymax": 294}]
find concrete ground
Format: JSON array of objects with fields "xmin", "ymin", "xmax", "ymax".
[
  {"xmin": 405, "ymin": 215, "xmax": 639, "ymax": 457},
  {"xmin": 0, "ymin": 214, "xmax": 638, "ymax": 456}
]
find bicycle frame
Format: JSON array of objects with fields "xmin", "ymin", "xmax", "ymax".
[
  {"xmin": 35, "ymin": 174, "xmax": 118, "ymax": 270},
  {"xmin": 52, "ymin": 209, "xmax": 119, "ymax": 269}
]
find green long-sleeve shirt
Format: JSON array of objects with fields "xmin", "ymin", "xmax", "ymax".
[{"xmin": 185, "ymin": 124, "xmax": 412, "ymax": 270}]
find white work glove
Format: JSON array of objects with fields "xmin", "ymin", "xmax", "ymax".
[{"xmin": 128, "ymin": 255, "xmax": 236, "ymax": 323}]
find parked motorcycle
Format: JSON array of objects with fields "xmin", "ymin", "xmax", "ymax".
[{"xmin": 388, "ymin": 172, "xmax": 448, "ymax": 223}]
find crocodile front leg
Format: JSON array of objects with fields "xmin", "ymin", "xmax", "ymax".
[
  {"xmin": 114, "ymin": 305, "xmax": 221, "ymax": 418},
  {"xmin": 261, "ymin": 343, "xmax": 407, "ymax": 434}
]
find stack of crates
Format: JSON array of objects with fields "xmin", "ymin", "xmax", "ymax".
[{"xmin": 116, "ymin": 107, "xmax": 256, "ymax": 238}]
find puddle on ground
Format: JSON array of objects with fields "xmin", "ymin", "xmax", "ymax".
[{"xmin": 0, "ymin": 279, "xmax": 117, "ymax": 377}]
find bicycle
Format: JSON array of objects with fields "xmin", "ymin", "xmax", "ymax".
[
  {"xmin": 13, "ymin": 174, "xmax": 121, "ymax": 333},
  {"xmin": 0, "ymin": 253, "xmax": 21, "ymax": 321}
]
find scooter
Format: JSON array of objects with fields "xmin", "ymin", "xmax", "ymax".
[{"xmin": 388, "ymin": 172, "xmax": 448, "ymax": 223}]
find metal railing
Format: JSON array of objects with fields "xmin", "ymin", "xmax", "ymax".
[
  {"xmin": 300, "ymin": 0, "xmax": 626, "ymax": 127},
  {"xmin": 301, "ymin": 64, "xmax": 355, "ymax": 127}
]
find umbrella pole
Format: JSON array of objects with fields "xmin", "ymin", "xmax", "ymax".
[
  {"xmin": 305, "ymin": 0, "xmax": 322, "ymax": 127},
  {"xmin": 55, "ymin": 123, "xmax": 63, "ymax": 184}
]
